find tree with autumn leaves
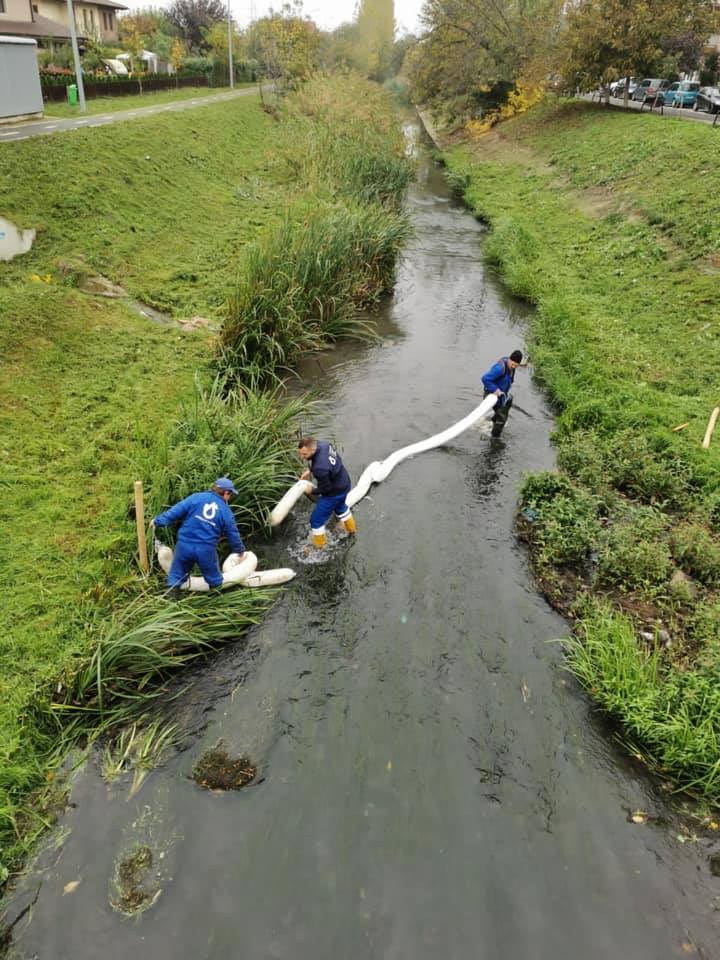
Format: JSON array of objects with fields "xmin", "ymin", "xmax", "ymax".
[
  {"xmin": 245, "ymin": 2, "xmax": 321, "ymax": 88},
  {"xmin": 408, "ymin": 0, "xmax": 719, "ymax": 122},
  {"xmin": 355, "ymin": 0, "xmax": 395, "ymax": 80},
  {"xmin": 560, "ymin": 0, "xmax": 720, "ymax": 96},
  {"xmin": 407, "ymin": 0, "xmax": 562, "ymax": 121}
]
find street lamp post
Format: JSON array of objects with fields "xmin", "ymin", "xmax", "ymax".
[
  {"xmin": 65, "ymin": 0, "xmax": 86, "ymax": 112},
  {"xmin": 227, "ymin": 0, "xmax": 234, "ymax": 89}
]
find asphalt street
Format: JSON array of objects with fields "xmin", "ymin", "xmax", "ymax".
[
  {"xmin": 0, "ymin": 86, "xmax": 260, "ymax": 143},
  {"xmin": 586, "ymin": 92, "xmax": 719, "ymax": 126}
]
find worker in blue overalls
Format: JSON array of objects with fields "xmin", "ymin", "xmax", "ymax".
[
  {"xmin": 298, "ymin": 436, "xmax": 356, "ymax": 549},
  {"xmin": 151, "ymin": 477, "xmax": 246, "ymax": 592},
  {"xmin": 481, "ymin": 349, "xmax": 523, "ymax": 438}
]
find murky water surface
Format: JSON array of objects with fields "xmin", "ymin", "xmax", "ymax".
[
  {"xmin": 5, "ymin": 122, "xmax": 720, "ymax": 959},
  {"xmin": 0, "ymin": 217, "xmax": 35, "ymax": 262}
]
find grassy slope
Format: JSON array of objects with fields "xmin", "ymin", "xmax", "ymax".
[
  {"xmin": 3, "ymin": 95, "xmax": 286, "ymax": 318},
  {"xmin": 0, "ymin": 94, "xmax": 297, "ymax": 863},
  {"xmin": 444, "ymin": 100, "xmax": 720, "ymax": 797}
]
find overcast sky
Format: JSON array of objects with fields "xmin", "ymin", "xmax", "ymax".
[{"xmin": 127, "ymin": 0, "xmax": 424, "ymax": 36}]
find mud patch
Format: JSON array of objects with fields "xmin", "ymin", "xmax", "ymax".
[
  {"xmin": 192, "ymin": 744, "xmax": 256, "ymax": 791},
  {"xmin": 110, "ymin": 844, "xmax": 161, "ymax": 916}
]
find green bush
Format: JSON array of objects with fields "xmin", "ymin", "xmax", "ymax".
[
  {"xmin": 596, "ymin": 506, "xmax": 672, "ymax": 596},
  {"xmin": 556, "ymin": 431, "xmax": 609, "ymax": 493},
  {"xmin": 521, "ymin": 472, "xmax": 601, "ymax": 567},
  {"xmin": 686, "ymin": 601, "xmax": 720, "ymax": 665},
  {"xmin": 670, "ymin": 522, "xmax": 720, "ymax": 587},
  {"xmin": 603, "ymin": 431, "xmax": 690, "ymax": 509}
]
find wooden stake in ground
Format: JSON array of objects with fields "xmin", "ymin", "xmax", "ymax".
[
  {"xmin": 134, "ymin": 480, "xmax": 149, "ymax": 574},
  {"xmin": 702, "ymin": 407, "xmax": 720, "ymax": 449}
]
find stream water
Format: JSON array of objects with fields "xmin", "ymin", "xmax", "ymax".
[{"xmin": 5, "ymin": 120, "xmax": 720, "ymax": 959}]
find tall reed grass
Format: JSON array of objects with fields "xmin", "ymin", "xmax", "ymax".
[
  {"xmin": 50, "ymin": 589, "xmax": 274, "ymax": 733},
  {"xmin": 219, "ymin": 204, "xmax": 409, "ymax": 384},
  {"xmin": 218, "ymin": 73, "xmax": 412, "ymax": 385},
  {"xmin": 566, "ymin": 600, "xmax": 720, "ymax": 798},
  {"xmin": 143, "ymin": 375, "xmax": 306, "ymax": 533}
]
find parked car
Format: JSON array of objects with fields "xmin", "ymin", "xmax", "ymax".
[
  {"xmin": 694, "ymin": 86, "xmax": 720, "ymax": 114},
  {"xmin": 662, "ymin": 81, "xmax": 701, "ymax": 108},
  {"xmin": 612, "ymin": 76, "xmax": 638, "ymax": 98},
  {"xmin": 631, "ymin": 78, "xmax": 667, "ymax": 103}
]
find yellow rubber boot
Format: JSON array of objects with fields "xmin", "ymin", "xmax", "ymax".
[
  {"xmin": 311, "ymin": 530, "xmax": 327, "ymax": 549},
  {"xmin": 342, "ymin": 513, "xmax": 357, "ymax": 535}
]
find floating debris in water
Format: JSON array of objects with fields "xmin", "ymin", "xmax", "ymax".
[
  {"xmin": 110, "ymin": 844, "xmax": 161, "ymax": 916},
  {"xmin": 192, "ymin": 744, "xmax": 256, "ymax": 791}
]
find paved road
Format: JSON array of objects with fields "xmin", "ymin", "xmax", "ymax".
[
  {"xmin": 584, "ymin": 92, "xmax": 719, "ymax": 126},
  {"xmin": 0, "ymin": 87, "xmax": 261, "ymax": 143}
]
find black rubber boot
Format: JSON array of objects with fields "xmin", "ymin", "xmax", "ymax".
[{"xmin": 491, "ymin": 397, "xmax": 513, "ymax": 437}]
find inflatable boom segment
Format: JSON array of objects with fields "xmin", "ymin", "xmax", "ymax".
[
  {"xmin": 270, "ymin": 393, "xmax": 498, "ymax": 523},
  {"xmin": 270, "ymin": 479, "xmax": 314, "ymax": 527},
  {"xmin": 155, "ymin": 542, "xmax": 295, "ymax": 591}
]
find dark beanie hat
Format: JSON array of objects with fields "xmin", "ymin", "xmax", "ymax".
[{"xmin": 510, "ymin": 349, "xmax": 523, "ymax": 363}]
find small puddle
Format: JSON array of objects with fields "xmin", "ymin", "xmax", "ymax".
[{"xmin": 0, "ymin": 217, "xmax": 35, "ymax": 261}]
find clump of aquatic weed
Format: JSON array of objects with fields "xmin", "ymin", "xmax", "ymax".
[
  {"xmin": 192, "ymin": 744, "xmax": 256, "ymax": 791},
  {"xmin": 110, "ymin": 843, "xmax": 161, "ymax": 916},
  {"xmin": 102, "ymin": 716, "xmax": 179, "ymax": 799}
]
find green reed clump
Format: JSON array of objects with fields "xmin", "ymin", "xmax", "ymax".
[
  {"xmin": 566, "ymin": 600, "xmax": 720, "ymax": 798},
  {"xmin": 218, "ymin": 203, "xmax": 409, "ymax": 385},
  {"xmin": 291, "ymin": 124, "xmax": 412, "ymax": 210},
  {"xmin": 218, "ymin": 73, "xmax": 412, "ymax": 386},
  {"xmin": 49, "ymin": 588, "xmax": 274, "ymax": 735},
  {"xmin": 143, "ymin": 375, "xmax": 306, "ymax": 534}
]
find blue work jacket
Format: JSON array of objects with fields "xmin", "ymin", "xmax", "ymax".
[
  {"xmin": 481, "ymin": 357, "xmax": 516, "ymax": 406},
  {"xmin": 154, "ymin": 491, "xmax": 245, "ymax": 553},
  {"xmin": 310, "ymin": 441, "xmax": 351, "ymax": 496}
]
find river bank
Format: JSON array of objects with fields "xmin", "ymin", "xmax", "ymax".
[
  {"xmin": 438, "ymin": 98, "xmax": 720, "ymax": 802},
  {"xmin": 0, "ymin": 75, "xmax": 410, "ymax": 889}
]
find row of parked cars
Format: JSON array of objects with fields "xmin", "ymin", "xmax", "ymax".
[{"xmin": 608, "ymin": 76, "xmax": 720, "ymax": 113}]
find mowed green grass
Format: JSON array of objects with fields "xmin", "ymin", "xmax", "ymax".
[
  {"xmin": 0, "ymin": 94, "xmax": 296, "ymax": 866},
  {"xmin": 444, "ymin": 99, "xmax": 720, "ymax": 798},
  {"xmin": 2, "ymin": 94, "xmax": 289, "ymax": 318},
  {"xmin": 42, "ymin": 85, "xmax": 243, "ymax": 119}
]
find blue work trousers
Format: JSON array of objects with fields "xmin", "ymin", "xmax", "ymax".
[
  {"xmin": 167, "ymin": 540, "xmax": 223, "ymax": 589},
  {"xmin": 310, "ymin": 492, "xmax": 351, "ymax": 531}
]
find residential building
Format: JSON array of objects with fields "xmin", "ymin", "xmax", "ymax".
[
  {"xmin": 0, "ymin": 0, "xmax": 76, "ymax": 45},
  {"xmin": 34, "ymin": 0, "xmax": 127, "ymax": 43},
  {"xmin": 0, "ymin": 0, "xmax": 127, "ymax": 47}
]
